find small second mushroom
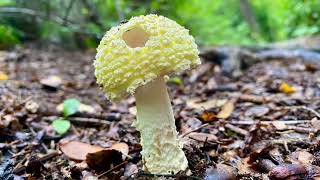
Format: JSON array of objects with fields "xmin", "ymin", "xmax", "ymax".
[{"xmin": 94, "ymin": 14, "xmax": 201, "ymax": 174}]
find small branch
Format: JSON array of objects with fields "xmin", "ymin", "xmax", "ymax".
[
  {"xmin": 229, "ymin": 120, "xmax": 311, "ymax": 125},
  {"xmin": 43, "ymin": 116, "xmax": 112, "ymax": 126},
  {"xmin": 38, "ymin": 107, "xmax": 121, "ymax": 122},
  {"xmin": 97, "ymin": 161, "xmax": 128, "ymax": 178},
  {"xmin": 179, "ymin": 123, "xmax": 210, "ymax": 138},
  {"xmin": 225, "ymin": 123, "xmax": 249, "ymax": 136},
  {"xmin": 282, "ymin": 106, "xmax": 320, "ymax": 119},
  {"xmin": 13, "ymin": 151, "xmax": 59, "ymax": 174}
]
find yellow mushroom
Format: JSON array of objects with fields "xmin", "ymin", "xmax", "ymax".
[{"xmin": 94, "ymin": 14, "xmax": 200, "ymax": 174}]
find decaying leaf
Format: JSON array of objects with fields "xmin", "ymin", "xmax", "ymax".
[
  {"xmin": 187, "ymin": 98, "xmax": 228, "ymax": 110},
  {"xmin": 217, "ymin": 100, "xmax": 235, "ymax": 119},
  {"xmin": 279, "ymin": 82, "xmax": 296, "ymax": 94},
  {"xmin": 59, "ymin": 141, "xmax": 104, "ymax": 162},
  {"xmin": 86, "ymin": 149, "xmax": 123, "ymax": 171}
]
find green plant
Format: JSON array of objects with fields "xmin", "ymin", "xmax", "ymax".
[{"xmin": 51, "ymin": 98, "xmax": 80, "ymax": 135}]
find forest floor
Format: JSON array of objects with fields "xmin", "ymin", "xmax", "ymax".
[{"xmin": 0, "ymin": 44, "xmax": 320, "ymax": 180}]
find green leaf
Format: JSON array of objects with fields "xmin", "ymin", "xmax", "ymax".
[
  {"xmin": 168, "ymin": 76, "xmax": 183, "ymax": 85},
  {"xmin": 52, "ymin": 119, "xmax": 71, "ymax": 135},
  {"xmin": 63, "ymin": 98, "xmax": 80, "ymax": 117}
]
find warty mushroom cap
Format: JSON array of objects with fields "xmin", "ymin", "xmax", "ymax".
[{"xmin": 94, "ymin": 14, "xmax": 201, "ymax": 101}]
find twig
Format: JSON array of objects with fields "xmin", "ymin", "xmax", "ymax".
[
  {"xmin": 179, "ymin": 123, "xmax": 210, "ymax": 138},
  {"xmin": 43, "ymin": 116, "xmax": 112, "ymax": 126},
  {"xmin": 282, "ymin": 106, "xmax": 320, "ymax": 119},
  {"xmin": 28, "ymin": 127, "xmax": 49, "ymax": 153},
  {"xmin": 38, "ymin": 107, "xmax": 121, "ymax": 121},
  {"xmin": 13, "ymin": 151, "xmax": 59, "ymax": 174},
  {"xmin": 97, "ymin": 161, "xmax": 128, "ymax": 178},
  {"xmin": 229, "ymin": 120, "xmax": 311, "ymax": 125},
  {"xmin": 136, "ymin": 171, "xmax": 202, "ymax": 180},
  {"xmin": 225, "ymin": 123, "xmax": 249, "ymax": 136},
  {"xmin": 285, "ymin": 125, "xmax": 318, "ymax": 133}
]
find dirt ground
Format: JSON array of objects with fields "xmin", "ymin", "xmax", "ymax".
[{"xmin": 1, "ymin": 44, "xmax": 320, "ymax": 179}]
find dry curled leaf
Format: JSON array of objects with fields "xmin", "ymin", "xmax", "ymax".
[{"xmin": 217, "ymin": 100, "xmax": 235, "ymax": 119}]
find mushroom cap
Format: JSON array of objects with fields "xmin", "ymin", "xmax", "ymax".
[{"xmin": 94, "ymin": 14, "xmax": 201, "ymax": 101}]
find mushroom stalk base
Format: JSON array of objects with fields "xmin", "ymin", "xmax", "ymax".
[{"xmin": 133, "ymin": 77, "xmax": 188, "ymax": 174}]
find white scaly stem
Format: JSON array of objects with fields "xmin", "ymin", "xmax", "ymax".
[{"xmin": 133, "ymin": 77, "xmax": 188, "ymax": 174}]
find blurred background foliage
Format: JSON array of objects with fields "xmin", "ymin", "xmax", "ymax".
[{"xmin": 0, "ymin": 0, "xmax": 319, "ymax": 49}]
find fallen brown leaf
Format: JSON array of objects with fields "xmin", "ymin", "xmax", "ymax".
[{"xmin": 59, "ymin": 141, "xmax": 104, "ymax": 162}]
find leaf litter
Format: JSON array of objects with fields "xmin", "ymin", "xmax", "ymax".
[{"xmin": 0, "ymin": 45, "xmax": 320, "ymax": 179}]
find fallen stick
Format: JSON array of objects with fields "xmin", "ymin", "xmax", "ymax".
[
  {"xmin": 13, "ymin": 151, "xmax": 59, "ymax": 174},
  {"xmin": 43, "ymin": 116, "xmax": 112, "ymax": 126},
  {"xmin": 179, "ymin": 123, "xmax": 210, "ymax": 138},
  {"xmin": 225, "ymin": 123, "xmax": 249, "ymax": 136},
  {"xmin": 229, "ymin": 120, "xmax": 311, "ymax": 125}
]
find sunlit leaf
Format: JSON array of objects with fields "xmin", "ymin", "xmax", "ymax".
[
  {"xmin": 63, "ymin": 98, "xmax": 81, "ymax": 117},
  {"xmin": 52, "ymin": 119, "xmax": 71, "ymax": 135},
  {"xmin": 279, "ymin": 82, "xmax": 296, "ymax": 94}
]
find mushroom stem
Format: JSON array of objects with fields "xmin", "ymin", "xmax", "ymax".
[{"xmin": 133, "ymin": 77, "xmax": 188, "ymax": 174}]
